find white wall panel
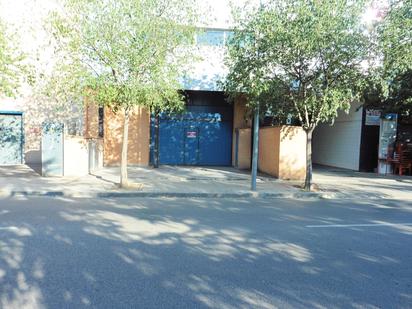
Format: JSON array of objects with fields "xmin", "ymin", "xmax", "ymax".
[{"xmin": 312, "ymin": 104, "xmax": 363, "ymax": 170}]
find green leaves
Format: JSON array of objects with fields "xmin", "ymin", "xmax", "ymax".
[
  {"xmin": 49, "ymin": 0, "xmax": 198, "ymax": 112},
  {"xmin": 0, "ymin": 20, "xmax": 25, "ymax": 97},
  {"xmin": 224, "ymin": 0, "xmax": 370, "ymax": 130},
  {"xmin": 379, "ymin": 0, "xmax": 412, "ymax": 78},
  {"xmin": 367, "ymin": 0, "xmax": 412, "ymax": 116}
]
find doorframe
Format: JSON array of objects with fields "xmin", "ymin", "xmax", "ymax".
[{"xmin": 0, "ymin": 110, "xmax": 24, "ymax": 165}]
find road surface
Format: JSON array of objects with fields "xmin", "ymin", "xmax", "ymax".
[{"xmin": 0, "ymin": 196, "xmax": 411, "ymax": 308}]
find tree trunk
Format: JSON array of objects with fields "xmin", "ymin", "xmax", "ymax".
[
  {"xmin": 120, "ymin": 106, "xmax": 130, "ymax": 188},
  {"xmin": 304, "ymin": 128, "xmax": 314, "ymax": 191},
  {"xmin": 153, "ymin": 112, "xmax": 160, "ymax": 168}
]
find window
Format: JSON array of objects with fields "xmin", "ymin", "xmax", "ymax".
[
  {"xmin": 196, "ymin": 29, "xmax": 234, "ymax": 47},
  {"xmin": 197, "ymin": 30, "xmax": 225, "ymax": 46},
  {"xmin": 224, "ymin": 31, "xmax": 234, "ymax": 43},
  {"xmin": 196, "ymin": 29, "xmax": 235, "ymax": 47}
]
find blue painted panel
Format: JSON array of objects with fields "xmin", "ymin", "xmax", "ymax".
[
  {"xmin": 0, "ymin": 114, "xmax": 23, "ymax": 165},
  {"xmin": 198, "ymin": 121, "xmax": 232, "ymax": 166},
  {"xmin": 151, "ymin": 113, "xmax": 232, "ymax": 166},
  {"xmin": 0, "ymin": 110, "xmax": 23, "ymax": 115},
  {"xmin": 42, "ymin": 123, "xmax": 64, "ymax": 176},
  {"xmin": 158, "ymin": 119, "xmax": 184, "ymax": 165}
]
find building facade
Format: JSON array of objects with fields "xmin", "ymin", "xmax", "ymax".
[
  {"xmin": 1, "ymin": 0, "xmax": 307, "ymax": 180},
  {"xmin": 84, "ymin": 27, "xmax": 251, "ymax": 169}
]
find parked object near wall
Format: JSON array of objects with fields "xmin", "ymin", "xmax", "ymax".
[{"xmin": 258, "ymin": 126, "xmax": 306, "ymax": 180}]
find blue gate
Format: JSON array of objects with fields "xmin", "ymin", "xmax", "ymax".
[
  {"xmin": 151, "ymin": 113, "xmax": 233, "ymax": 166},
  {"xmin": 0, "ymin": 112, "xmax": 23, "ymax": 165},
  {"xmin": 42, "ymin": 122, "xmax": 64, "ymax": 176}
]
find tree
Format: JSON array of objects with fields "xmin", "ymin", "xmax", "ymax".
[
  {"xmin": 0, "ymin": 19, "xmax": 25, "ymax": 97},
  {"xmin": 364, "ymin": 0, "xmax": 412, "ymax": 115},
  {"xmin": 380, "ymin": 0, "xmax": 412, "ymax": 79},
  {"xmin": 224, "ymin": 0, "xmax": 370, "ymax": 191},
  {"xmin": 50, "ymin": 0, "xmax": 197, "ymax": 187}
]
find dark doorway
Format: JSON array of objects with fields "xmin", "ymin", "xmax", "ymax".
[{"xmin": 359, "ymin": 109, "xmax": 380, "ymax": 172}]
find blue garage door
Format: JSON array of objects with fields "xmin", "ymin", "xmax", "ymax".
[
  {"xmin": 0, "ymin": 112, "xmax": 23, "ymax": 165},
  {"xmin": 151, "ymin": 91, "xmax": 233, "ymax": 166},
  {"xmin": 153, "ymin": 115, "xmax": 232, "ymax": 166}
]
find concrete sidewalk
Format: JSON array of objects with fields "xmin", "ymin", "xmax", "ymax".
[
  {"xmin": 91, "ymin": 166, "xmax": 307, "ymax": 198},
  {"xmin": 0, "ymin": 165, "xmax": 115, "ymax": 198},
  {"xmin": 311, "ymin": 165, "xmax": 412, "ymax": 200},
  {"xmin": 0, "ymin": 165, "xmax": 301, "ymax": 199},
  {"xmin": 0, "ymin": 164, "xmax": 411, "ymax": 200}
]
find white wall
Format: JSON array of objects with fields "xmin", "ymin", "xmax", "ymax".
[
  {"xmin": 181, "ymin": 34, "xmax": 228, "ymax": 91},
  {"xmin": 312, "ymin": 104, "xmax": 363, "ymax": 170},
  {"xmin": 182, "ymin": 0, "xmax": 260, "ymax": 91},
  {"xmin": 63, "ymin": 137, "xmax": 89, "ymax": 176}
]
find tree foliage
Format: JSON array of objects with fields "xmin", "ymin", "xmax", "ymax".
[
  {"xmin": 0, "ymin": 19, "xmax": 25, "ymax": 97},
  {"xmin": 380, "ymin": 0, "xmax": 412, "ymax": 78},
  {"xmin": 364, "ymin": 0, "xmax": 412, "ymax": 115},
  {"xmin": 50, "ymin": 0, "xmax": 198, "ymax": 186},
  {"xmin": 224, "ymin": 0, "xmax": 370, "ymax": 190},
  {"xmin": 225, "ymin": 0, "xmax": 369, "ymax": 130},
  {"xmin": 50, "ymin": 0, "xmax": 197, "ymax": 112}
]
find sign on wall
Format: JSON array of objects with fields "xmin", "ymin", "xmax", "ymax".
[
  {"xmin": 186, "ymin": 131, "xmax": 197, "ymax": 138},
  {"xmin": 365, "ymin": 109, "xmax": 381, "ymax": 126}
]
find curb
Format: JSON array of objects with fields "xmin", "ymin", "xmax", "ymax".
[
  {"xmin": 0, "ymin": 188, "xmax": 397, "ymax": 200},
  {"xmin": 1, "ymin": 189, "xmax": 341, "ymax": 200}
]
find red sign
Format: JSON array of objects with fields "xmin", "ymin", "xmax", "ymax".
[{"xmin": 186, "ymin": 131, "xmax": 197, "ymax": 138}]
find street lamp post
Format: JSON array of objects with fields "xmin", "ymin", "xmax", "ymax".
[
  {"xmin": 251, "ymin": 104, "xmax": 259, "ymax": 191},
  {"xmin": 251, "ymin": 0, "xmax": 263, "ymax": 191}
]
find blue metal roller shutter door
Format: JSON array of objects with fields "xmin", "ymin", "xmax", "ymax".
[
  {"xmin": 198, "ymin": 121, "xmax": 232, "ymax": 165},
  {"xmin": 158, "ymin": 119, "xmax": 184, "ymax": 165},
  {"xmin": 0, "ymin": 113, "xmax": 23, "ymax": 165},
  {"xmin": 155, "ymin": 118, "xmax": 232, "ymax": 166}
]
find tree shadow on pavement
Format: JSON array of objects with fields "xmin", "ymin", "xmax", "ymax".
[{"xmin": 0, "ymin": 196, "xmax": 411, "ymax": 308}]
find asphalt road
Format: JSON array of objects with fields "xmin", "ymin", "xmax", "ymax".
[{"xmin": 0, "ymin": 196, "xmax": 411, "ymax": 309}]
